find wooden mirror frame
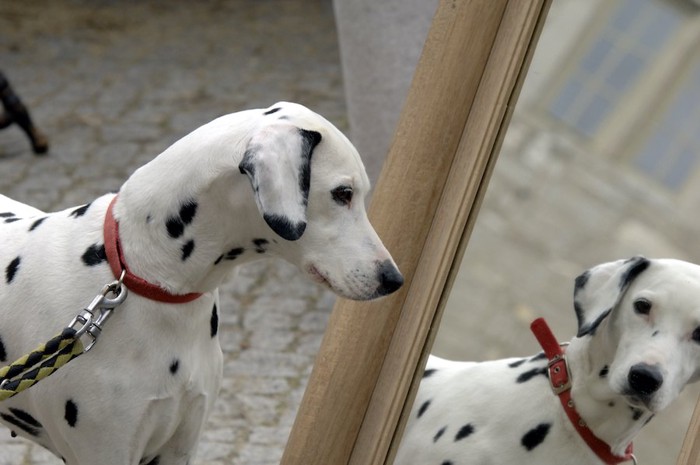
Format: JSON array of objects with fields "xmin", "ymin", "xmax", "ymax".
[{"xmin": 280, "ymin": 1, "xmax": 551, "ymax": 463}]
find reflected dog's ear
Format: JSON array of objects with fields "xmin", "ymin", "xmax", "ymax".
[
  {"xmin": 573, "ymin": 256, "xmax": 650, "ymax": 337},
  {"xmin": 239, "ymin": 124, "xmax": 322, "ymax": 241}
]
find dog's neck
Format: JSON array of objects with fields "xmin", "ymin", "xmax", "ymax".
[
  {"xmin": 111, "ymin": 131, "xmax": 281, "ymax": 296},
  {"xmin": 566, "ymin": 336, "xmax": 652, "ymax": 456}
]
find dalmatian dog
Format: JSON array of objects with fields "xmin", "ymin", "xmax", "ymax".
[
  {"xmin": 0, "ymin": 101, "xmax": 403, "ymax": 464},
  {"xmin": 396, "ymin": 257, "xmax": 700, "ymax": 464}
]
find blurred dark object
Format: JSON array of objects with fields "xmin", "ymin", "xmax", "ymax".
[{"xmin": 0, "ymin": 70, "xmax": 48, "ymax": 155}]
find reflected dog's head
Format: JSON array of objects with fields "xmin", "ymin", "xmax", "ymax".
[{"xmin": 574, "ymin": 257, "xmax": 700, "ymax": 413}]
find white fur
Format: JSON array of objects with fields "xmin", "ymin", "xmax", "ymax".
[
  {"xmin": 395, "ymin": 258, "xmax": 700, "ymax": 465},
  {"xmin": 0, "ymin": 102, "xmax": 402, "ymax": 464}
]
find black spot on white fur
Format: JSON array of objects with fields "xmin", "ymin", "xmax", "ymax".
[
  {"xmin": 263, "ymin": 107, "xmax": 281, "ymax": 115},
  {"xmin": 166, "ymin": 217, "xmax": 185, "ymax": 239},
  {"xmin": 0, "ymin": 408, "xmax": 41, "ymax": 437},
  {"xmin": 433, "ymin": 426, "xmax": 447, "ymax": 442},
  {"xmin": 170, "ymin": 359, "xmax": 180, "ymax": 375},
  {"xmin": 4, "ymin": 217, "xmax": 21, "ymax": 223},
  {"xmin": 599, "ymin": 365, "xmax": 609, "ymax": 378},
  {"xmin": 253, "ymin": 238, "xmax": 269, "ymax": 253},
  {"xmin": 210, "ymin": 303, "xmax": 219, "ymax": 338},
  {"xmin": 166, "ymin": 200, "xmax": 198, "ymax": 239},
  {"xmin": 181, "ymin": 240, "xmax": 195, "ymax": 261},
  {"xmin": 0, "ymin": 212, "xmax": 15, "ymax": 218},
  {"xmin": 29, "ymin": 217, "xmax": 47, "ymax": 231},
  {"xmin": 521, "ymin": 423, "xmax": 551, "ymax": 451},
  {"xmin": 9, "ymin": 408, "xmax": 42, "ymax": 429},
  {"xmin": 509, "ymin": 359, "xmax": 526, "ymax": 368},
  {"xmin": 423, "ymin": 368, "xmax": 438, "ymax": 378},
  {"xmin": 6, "ymin": 256, "xmax": 20, "ymax": 283},
  {"xmin": 618, "ymin": 257, "xmax": 650, "ymax": 292},
  {"xmin": 225, "ymin": 247, "xmax": 244, "ymax": 261},
  {"xmin": 81, "ymin": 244, "xmax": 107, "ymax": 267},
  {"xmin": 455, "ymin": 423, "xmax": 475, "ymax": 441},
  {"xmin": 573, "ymin": 270, "xmax": 590, "ymax": 295},
  {"xmin": 417, "ymin": 400, "xmax": 431, "ymax": 418},
  {"xmin": 69, "ymin": 203, "xmax": 91, "ymax": 218},
  {"xmin": 65, "ymin": 400, "xmax": 78, "ymax": 427},
  {"xmin": 516, "ymin": 367, "xmax": 547, "ymax": 383}
]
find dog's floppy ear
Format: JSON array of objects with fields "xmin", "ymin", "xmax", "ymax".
[
  {"xmin": 239, "ymin": 124, "xmax": 322, "ymax": 241},
  {"xmin": 573, "ymin": 256, "xmax": 650, "ymax": 337}
]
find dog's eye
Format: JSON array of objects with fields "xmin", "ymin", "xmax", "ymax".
[
  {"xmin": 331, "ymin": 186, "xmax": 353, "ymax": 206},
  {"xmin": 633, "ymin": 298, "xmax": 652, "ymax": 315}
]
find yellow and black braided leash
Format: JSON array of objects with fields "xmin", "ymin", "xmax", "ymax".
[
  {"xmin": 0, "ymin": 328, "xmax": 84, "ymax": 401},
  {"xmin": 0, "ymin": 275, "xmax": 127, "ymax": 402}
]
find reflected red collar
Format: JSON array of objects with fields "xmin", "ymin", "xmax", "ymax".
[
  {"xmin": 103, "ymin": 196, "xmax": 202, "ymax": 304},
  {"xmin": 530, "ymin": 318, "xmax": 635, "ymax": 464}
]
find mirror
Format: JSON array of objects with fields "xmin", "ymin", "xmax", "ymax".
[{"xmin": 429, "ymin": 0, "xmax": 700, "ymax": 463}]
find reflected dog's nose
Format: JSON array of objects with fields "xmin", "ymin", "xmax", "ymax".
[
  {"xmin": 376, "ymin": 259, "xmax": 404, "ymax": 296},
  {"xmin": 628, "ymin": 363, "xmax": 663, "ymax": 397}
]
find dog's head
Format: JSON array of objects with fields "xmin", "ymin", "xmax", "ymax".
[
  {"xmin": 239, "ymin": 102, "xmax": 403, "ymax": 300},
  {"xmin": 574, "ymin": 257, "xmax": 700, "ymax": 413}
]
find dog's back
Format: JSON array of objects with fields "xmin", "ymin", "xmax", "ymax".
[{"xmin": 395, "ymin": 355, "xmax": 597, "ymax": 465}]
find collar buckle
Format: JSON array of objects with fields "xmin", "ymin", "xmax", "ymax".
[{"xmin": 547, "ymin": 354, "xmax": 572, "ymax": 395}]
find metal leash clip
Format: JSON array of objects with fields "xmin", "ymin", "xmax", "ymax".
[{"xmin": 68, "ymin": 271, "xmax": 128, "ymax": 352}]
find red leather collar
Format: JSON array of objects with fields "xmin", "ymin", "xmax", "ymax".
[
  {"xmin": 530, "ymin": 318, "xmax": 635, "ymax": 464},
  {"xmin": 104, "ymin": 196, "xmax": 203, "ymax": 304}
]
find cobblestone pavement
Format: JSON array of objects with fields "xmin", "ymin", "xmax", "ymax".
[{"xmin": 0, "ymin": 1, "xmax": 341, "ymax": 464}]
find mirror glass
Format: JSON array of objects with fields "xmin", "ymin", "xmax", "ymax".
[{"xmin": 428, "ymin": 0, "xmax": 700, "ymax": 462}]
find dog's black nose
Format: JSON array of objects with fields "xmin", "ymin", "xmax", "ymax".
[
  {"xmin": 377, "ymin": 260, "xmax": 404, "ymax": 296},
  {"xmin": 628, "ymin": 363, "xmax": 663, "ymax": 396}
]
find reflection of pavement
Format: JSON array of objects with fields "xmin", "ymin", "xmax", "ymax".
[
  {"xmin": 0, "ymin": 2, "xmax": 340, "ymax": 463},
  {"xmin": 435, "ymin": 120, "xmax": 700, "ymax": 465}
]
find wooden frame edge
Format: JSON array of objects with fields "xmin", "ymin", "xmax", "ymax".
[{"xmin": 281, "ymin": 1, "xmax": 551, "ymax": 464}]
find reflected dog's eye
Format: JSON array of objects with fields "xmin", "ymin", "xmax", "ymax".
[
  {"xmin": 331, "ymin": 186, "xmax": 353, "ymax": 206},
  {"xmin": 633, "ymin": 298, "xmax": 652, "ymax": 315}
]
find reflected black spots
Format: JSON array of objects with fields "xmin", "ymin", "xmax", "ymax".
[
  {"xmin": 70, "ymin": 203, "xmax": 91, "ymax": 218},
  {"xmin": 516, "ymin": 367, "xmax": 547, "ymax": 383},
  {"xmin": 522, "ymin": 423, "xmax": 551, "ymax": 451},
  {"xmin": 5, "ymin": 256, "xmax": 20, "ymax": 283},
  {"xmin": 170, "ymin": 359, "xmax": 180, "ymax": 375},
  {"xmin": 417, "ymin": 400, "xmax": 431, "ymax": 418},
  {"xmin": 433, "ymin": 426, "xmax": 447, "ymax": 442},
  {"xmin": 29, "ymin": 217, "xmax": 47, "ymax": 231},
  {"xmin": 455, "ymin": 423, "xmax": 475, "ymax": 441}
]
